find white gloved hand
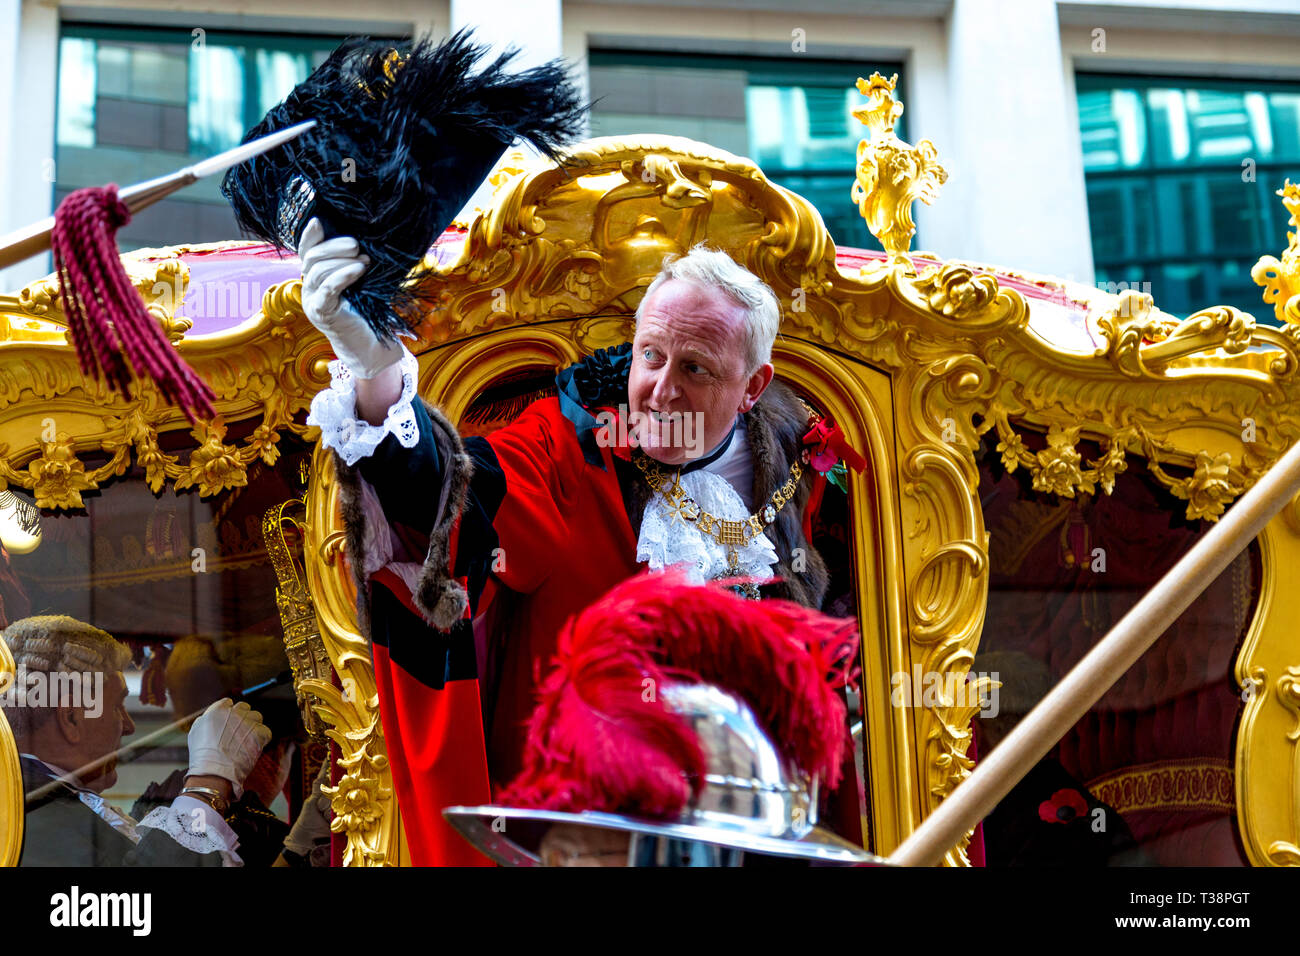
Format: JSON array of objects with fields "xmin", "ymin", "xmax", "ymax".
[
  {"xmin": 297, "ymin": 217, "xmax": 405, "ymax": 379},
  {"xmin": 283, "ymin": 759, "xmax": 333, "ymax": 861},
  {"xmin": 186, "ymin": 698, "xmax": 273, "ymax": 799}
]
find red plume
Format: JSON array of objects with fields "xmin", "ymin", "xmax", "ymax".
[{"xmin": 500, "ymin": 570, "xmax": 860, "ymax": 818}]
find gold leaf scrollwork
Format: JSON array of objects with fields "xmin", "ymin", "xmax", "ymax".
[
  {"xmin": 620, "ymin": 155, "xmax": 712, "ymax": 208},
  {"xmin": 1095, "ymin": 290, "xmax": 1173, "ymax": 378},
  {"xmin": 926, "ymin": 663, "xmax": 995, "ymax": 867},
  {"xmin": 145, "ymin": 258, "xmax": 192, "ymax": 345},
  {"xmin": 1277, "ymin": 666, "xmax": 1300, "ymax": 741},
  {"xmin": 1252, "ymin": 179, "xmax": 1300, "ymax": 332},
  {"xmin": 1098, "ymin": 292, "xmax": 1260, "ymax": 377},
  {"xmin": 299, "ymin": 677, "xmax": 392, "ymax": 867},
  {"xmin": 299, "ymin": 443, "xmax": 400, "ymax": 867},
  {"xmin": 1265, "ymin": 666, "xmax": 1300, "ymax": 865}
]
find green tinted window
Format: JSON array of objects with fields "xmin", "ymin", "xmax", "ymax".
[
  {"xmin": 1077, "ymin": 74, "xmax": 1300, "ymax": 322},
  {"xmin": 54, "ymin": 25, "xmax": 350, "ymax": 250},
  {"xmin": 589, "ymin": 50, "xmax": 904, "ymax": 251}
]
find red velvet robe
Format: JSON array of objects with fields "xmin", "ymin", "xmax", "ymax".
[{"xmin": 340, "ymin": 346, "xmax": 841, "ymax": 865}]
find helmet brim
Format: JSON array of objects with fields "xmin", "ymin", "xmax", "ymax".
[{"xmin": 442, "ymin": 804, "xmax": 886, "ymax": 867}]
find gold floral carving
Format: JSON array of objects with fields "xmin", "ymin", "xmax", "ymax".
[
  {"xmin": 0, "ymin": 252, "xmax": 326, "ymax": 513},
  {"xmin": 299, "ymin": 442, "xmax": 397, "ymax": 866},
  {"xmin": 979, "ymin": 407, "xmax": 1249, "ymax": 521}
]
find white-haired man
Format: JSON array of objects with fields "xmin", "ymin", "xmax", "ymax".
[
  {"xmin": 304, "ymin": 225, "xmax": 855, "ymax": 864},
  {"xmin": 2, "ymin": 615, "xmax": 271, "ymax": 866}
]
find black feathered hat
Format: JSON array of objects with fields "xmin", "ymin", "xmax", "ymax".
[{"xmin": 222, "ymin": 30, "xmax": 586, "ymax": 340}]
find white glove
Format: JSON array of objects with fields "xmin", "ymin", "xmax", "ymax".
[
  {"xmin": 283, "ymin": 759, "xmax": 333, "ymax": 861},
  {"xmin": 186, "ymin": 698, "xmax": 272, "ymax": 799},
  {"xmin": 297, "ymin": 217, "xmax": 405, "ymax": 379}
]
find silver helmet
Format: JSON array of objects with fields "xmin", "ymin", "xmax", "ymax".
[{"xmin": 443, "ymin": 681, "xmax": 882, "ymax": 866}]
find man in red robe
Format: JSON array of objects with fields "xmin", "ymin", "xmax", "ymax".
[{"xmin": 303, "ymin": 220, "xmax": 854, "ymax": 864}]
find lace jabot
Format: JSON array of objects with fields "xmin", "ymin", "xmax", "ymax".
[
  {"xmin": 307, "ymin": 346, "xmax": 420, "ymax": 466},
  {"xmin": 636, "ymin": 424, "xmax": 777, "ymax": 585}
]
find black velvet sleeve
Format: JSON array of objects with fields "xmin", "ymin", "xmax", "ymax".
[
  {"xmin": 353, "ymin": 397, "xmax": 510, "ymax": 579},
  {"xmin": 356, "ymin": 399, "xmax": 444, "ymax": 536}
]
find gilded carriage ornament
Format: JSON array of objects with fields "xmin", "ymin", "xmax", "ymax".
[
  {"xmin": 1252, "ymin": 180, "xmax": 1300, "ymax": 334},
  {"xmin": 851, "ymin": 72, "xmax": 948, "ymax": 266},
  {"xmin": 264, "ymin": 489, "xmax": 334, "ymax": 740},
  {"xmin": 2, "ymin": 76, "xmax": 1300, "ymax": 866}
]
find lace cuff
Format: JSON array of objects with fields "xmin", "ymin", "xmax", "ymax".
[
  {"xmin": 307, "ymin": 345, "xmax": 420, "ymax": 466},
  {"xmin": 137, "ymin": 797, "xmax": 242, "ymax": 866}
]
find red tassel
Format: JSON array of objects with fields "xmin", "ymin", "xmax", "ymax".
[
  {"xmin": 500, "ymin": 570, "xmax": 860, "ymax": 818},
  {"xmin": 50, "ymin": 185, "xmax": 215, "ymax": 423}
]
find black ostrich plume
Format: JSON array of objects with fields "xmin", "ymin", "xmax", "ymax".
[{"xmin": 221, "ymin": 29, "xmax": 587, "ymax": 340}]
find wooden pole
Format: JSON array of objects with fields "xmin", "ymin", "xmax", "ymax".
[
  {"xmin": 888, "ymin": 435, "xmax": 1300, "ymax": 867},
  {"xmin": 0, "ymin": 120, "xmax": 315, "ymax": 271}
]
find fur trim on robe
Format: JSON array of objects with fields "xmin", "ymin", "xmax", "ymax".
[{"xmin": 333, "ymin": 397, "xmax": 475, "ymax": 634}]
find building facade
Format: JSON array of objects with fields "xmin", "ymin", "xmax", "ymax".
[{"xmin": 3, "ymin": 0, "xmax": 1300, "ymax": 318}]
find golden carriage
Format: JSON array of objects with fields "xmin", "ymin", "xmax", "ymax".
[{"xmin": 0, "ymin": 73, "xmax": 1296, "ymax": 867}]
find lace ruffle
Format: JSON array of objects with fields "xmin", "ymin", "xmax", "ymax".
[
  {"xmin": 137, "ymin": 799, "xmax": 241, "ymax": 866},
  {"xmin": 307, "ymin": 346, "xmax": 420, "ymax": 466},
  {"xmin": 636, "ymin": 469, "xmax": 778, "ymax": 584}
]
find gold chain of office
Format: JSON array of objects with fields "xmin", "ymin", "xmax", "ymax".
[{"xmin": 632, "ymin": 451, "xmax": 804, "ymax": 561}]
